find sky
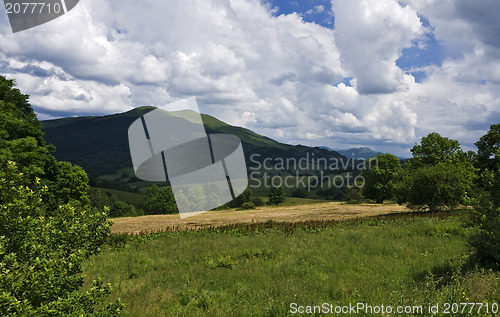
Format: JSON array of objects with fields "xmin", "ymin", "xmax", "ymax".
[{"xmin": 1, "ymin": 0, "xmax": 499, "ymax": 157}]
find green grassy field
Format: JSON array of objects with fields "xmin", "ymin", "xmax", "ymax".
[{"xmin": 83, "ymin": 214, "xmax": 500, "ymax": 316}]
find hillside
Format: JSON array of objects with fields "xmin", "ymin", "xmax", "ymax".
[{"xmin": 41, "ymin": 107, "xmax": 348, "ymax": 189}]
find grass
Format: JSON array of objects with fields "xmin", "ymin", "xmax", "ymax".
[{"xmin": 84, "ymin": 213, "xmax": 500, "ymax": 316}]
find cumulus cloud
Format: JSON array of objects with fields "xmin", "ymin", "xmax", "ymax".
[
  {"xmin": 333, "ymin": 0, "xmax": 424, "ymax": 94},
  {"xmin": 0, "ymin": 0, "xmax": 499, "ymax": 156}
]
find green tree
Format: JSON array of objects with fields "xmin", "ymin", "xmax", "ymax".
[
  {"xmin": 346, "ymin": 186, "xmax": 364, "ymax": 203},
  {"xmin": 88, "ymin": 188, "xmax": 113, "ymax": 211},
  {"xmin": 109, "ymin": 201, "xmax": 138, "ymax": 218},
  {"xmin": 0, "ymin": 75, "xmax": 88, "ymax": 211},
  {"xmin": 409, "ymin": 132, "xmax": 461, "ymax": 167},
  {"xmin": 0, "ymin": 76, "xmax": 122, "ymax": 315},
  {"xmin": 467, "ymin": 125, "xmax": 500, "ymax": 268},
  {"xmin": 396, "ymin": 133, "xmax": 476, "ymax": 211},
  {"xmin": 396, "ymin": 162, "xmax": 475, "ymax": 211},
  {"xmin": 362, "ymin": 153, "xmax": 402, "ymax": 203},
  {"xmin": 227, "ymin": 188, "xmax": 252, "ymax": 208},
  {"xmin": 144, "ymin": 185, "xmax": 177, "ymax": 214},
  {"xmin": 475, "ymin": 124, "xmax": 500, "ymax": 172},
  {"xmin": 468, "ymin": 188, "xmax": 500, "ymax": 268},
  {"xmin": 0, "ymin": 162, "xmax": 122, "ymax": 315},
  {"xmin": 267, "ymin": 186, "xmax": 286, "ymax": 205}
]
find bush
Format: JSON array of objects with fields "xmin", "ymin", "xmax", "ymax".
[
  {"xmin": 252, "ymin": 197, "xmax": 265, "ymax": 206},
  {"xmin": 238, "ymin": 202, "xmax": 256, "ymax": 210}
]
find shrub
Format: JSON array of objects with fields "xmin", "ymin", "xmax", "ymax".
[
  {"xmin": 252, "ymin": 197, "xmax": 265, "ymax": 206},
  {"xmin": 238, "ymin": 202, "xmax": 256, "ymax": 210}
]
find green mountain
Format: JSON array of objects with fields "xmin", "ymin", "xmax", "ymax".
[{"xmin": 41, "ymin": 107, "xmax": 348, "ymax": 190}]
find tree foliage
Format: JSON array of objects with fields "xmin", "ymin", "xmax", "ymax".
[
  {"xmin": 227, "ymin": 188, "xmax": 253, "ymax": 208},
  {"xmin": 0, "ymin": 76, "xmax": 122, "ymax": 315},
  {"xmin": 0, "ymin": 162, "xmax": 122, "ymax": 315},
  {"xmin": 468, "ymin": 125, "xmax": 500, "ymax": 268},
  {"xmin": 362, "ymin": 153, "xmax": 401, "ymax": 203},
  {"xmin": 396, "ymin": 162, "xmax": 475, "ymax": 212},
  {"xmin": 475, "ymin": 124, "xmax": 500, "ymax": 172},
  {"xmin": 0, "ymin": 76, "xmax": 88, "ymax": 211},
  {"xmin": 396, "ymin": 133, "xmax": 476, "ymax": 211},
  {"xmin": 267, "ymin": 186, "xmax": 286, "ymax": 205},
  {"xmin": 409, "ymin": 132, "xmax": 462, "ymax": 167},
  {"xmin": 144, "ymin": 185, "xmax": 178, "ymax": 214}
]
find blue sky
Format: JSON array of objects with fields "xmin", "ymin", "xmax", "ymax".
[
  {"xmin": 269, "ymin": 0, "xmax": 335, "ymax": 28},
  {"xmin": 1, "ymin": 0, "xmax": 499, "ymax": 157}
]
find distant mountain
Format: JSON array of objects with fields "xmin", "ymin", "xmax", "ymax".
[
  {"xmin": 41, "ymin": 107, "xmax": 349, "ymax": 190},
  {"xmin": 319, "ymin": 146, "xmax": 383, "ymax": 159},
  {"xmin": 335, "ymin": 147, "xmax": 384, "ymax": 160},
  {"xmin": 318, "ymin": 146, "xmax": 334, "ymax": 152}
]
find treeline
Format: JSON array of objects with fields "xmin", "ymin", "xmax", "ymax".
[
  {"xmin": 361, "ymin": 130, "xmax": 500, "ymax": 268},
  {"xmin": 99, "ymin": 185, "xmax": 285, "ymax": 218}
]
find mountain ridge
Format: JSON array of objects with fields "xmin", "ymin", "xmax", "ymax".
[{"xmin": 40, "ymin": 107, "xmax": 349, "ymax": 190}]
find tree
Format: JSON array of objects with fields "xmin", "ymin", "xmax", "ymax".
[
  {"xmin": 144, "ymin": 185, "xmax": 177, "ymax": 214},
  {"xmin": 0, "ymin": 162, "xmax": 122, "ymax": 315},
  {"xmin": 475, "ymin": 124, "xmax": 500, "ymax": 172},
  {"xmin": 0, "ymin": 77, "xmax": 122, "ymax": 315},
  {"xmin": 267, "ymin": 186, "xmax": 286, "ymax": 205},
  {"xmin": 468, "ymin": 188, "xmax": 500, "ymax": 268},
  {"xmin": 109, "ymin": 201, "xmax": 138, "ymax": 218},
  {"xmin": 0, "ymin": 76, "xmax": 88, "ymax": 211},
  {"xmin": 362, "ymin": 153, "xmax": 401, "ymax": 203},
  {"xmin": 396, "ymin": 133, "xmax": 476, "ymax": 211},
  {"xmin": 467, "ymin": 125, "xmax": 500, "ymax": 268},
  {"xmin": 227, "ymin": 188, "xmax": 252, "ymax": 208},
  {"xmin": 396, "ymin": 162, "xmax": 475, "ymax": 211},
  {"xmin": 409, "ymin": 132, "xmax": 461, "ymax": 167}
]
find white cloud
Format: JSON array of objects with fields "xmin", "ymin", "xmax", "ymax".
[
  {"xmin": 333, "ymin": 0, "xmax": 424, "ymax": 94},
  {"xmin": 0, "ymin": 0, "xmax": 499, "ymax": 156}
]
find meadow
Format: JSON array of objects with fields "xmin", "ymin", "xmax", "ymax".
[{"xmin": 84, "ymin": 212, "xmax": 500, "ymax": 316}]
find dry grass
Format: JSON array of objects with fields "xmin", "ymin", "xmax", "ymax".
[{"xmin": 110, "ymin": 201, "xmax": 410, "ymax": 234}]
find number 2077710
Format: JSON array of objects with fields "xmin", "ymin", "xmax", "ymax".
[{"xmin": 5, "ymin": 2, "xmax": 64, "ymax": 14}]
